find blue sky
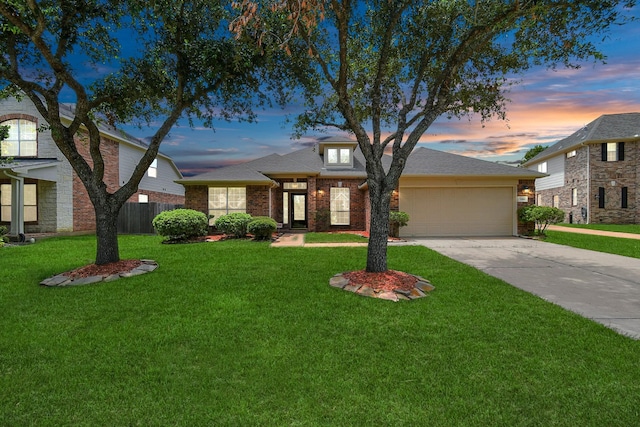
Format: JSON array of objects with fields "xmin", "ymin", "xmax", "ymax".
[{"xmin": 119, "ymin": 12, "xmax": 640, "ymax": 177}]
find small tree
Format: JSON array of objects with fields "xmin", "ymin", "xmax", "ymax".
[
  {"xmin": 518, "ymin": 206, "xmax": 565, "ymax": 236},
  {"xmin": 389, "ymin": 211, "xmax": 409, "ymax": 238}
]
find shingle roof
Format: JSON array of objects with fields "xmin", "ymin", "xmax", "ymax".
[
  {"xmin": 524, "ymin": 112, "xmax": 640, "ymax": 166},
  {"xmin": 404, "ymin": 147, "xmax": 545, "ymax": 177},
  {"xmin": 180, "ymin": 142, "xmax": 542, "ymax": 185}
]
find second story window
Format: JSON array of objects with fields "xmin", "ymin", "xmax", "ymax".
[
  {"xmin": 148, "ymin": 159, "xmax": 158, "ymax": 178},
  {"xmin": 537, "ymin": 162, "xmax": 547, "ymax": 173},
  {"xmin": 1, "ymin": 119, "xmax": 37, "ymax": 157},
  {"xmin": 326, "ymin": 148, "xmax": 352, "ymax": 166},
  {"xmin": 602, "ymin": 142, "xmax": 624, "ymax": 162}
]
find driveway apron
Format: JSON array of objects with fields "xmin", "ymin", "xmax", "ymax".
[{"xmin": 411, "ymin": 237, "xmax": 640, "ymax": 339}]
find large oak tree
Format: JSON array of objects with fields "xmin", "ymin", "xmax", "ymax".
[
  {"xmin": 0, "ymin": 0, "xmax": 293, "ymax": 265},
  {"xmin": 234, "ymin": 0, "xmax": 635, "ymax": 272}
]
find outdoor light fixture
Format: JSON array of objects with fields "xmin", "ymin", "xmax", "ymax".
[{"xmin": 523, "ymin": 186, "xmax": 530, "ymax": 193}]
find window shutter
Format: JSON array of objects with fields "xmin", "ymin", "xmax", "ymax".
[
  {"xmin": 601, "ymin": 143, "xmax": 607, "ymax": 161},
  {"xmin": 598, "ymin": 187, "xmax": 605, "ymax": 208},
  {"xmin": 618, "ymin": 142, "xmax": 625, "ymax": 161},
  {"xmin": 622, "ymin": 187, "xmax": 628, "ymax": 209}
]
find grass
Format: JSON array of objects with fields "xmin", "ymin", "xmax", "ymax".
[
  {"xmin": 544, "ymin": 230, "xmax": 640, "ymax": 259},
  {"xmin": 304, "ymin": 231, "xmax": 368, "ymax": 243},
  {"xmin": 557, "ymin": 223, "xmax": 640, "ymax": 234},
  {"xmin": 2, "ymin": 235, "xmax": 640, "ymax": 426}
]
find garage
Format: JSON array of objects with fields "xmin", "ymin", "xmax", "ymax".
[{"xmin": 399, "ymin": 186, "xmax": 515, "ymax": 237}]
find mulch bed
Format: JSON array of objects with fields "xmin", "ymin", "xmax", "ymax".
[{"xmin": 343, "ymin": 269, "xmax": 419, "ymax": 292}]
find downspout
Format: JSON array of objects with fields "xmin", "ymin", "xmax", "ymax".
[
  {"xmin": 268, "ymin": 186, "xmax": 272, "ymax": 218},
  {"xmin": 3, "ymin": 170, "xmax": 25, "ymax": 236}
]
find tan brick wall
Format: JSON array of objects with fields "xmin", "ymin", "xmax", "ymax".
[
  {"xmin": 184, "ymin": 185, "xmax": 208, "ymax": 215},
  {"xmin": 589, "ymin": 142, "xmax": 638, "ymax": 224}
]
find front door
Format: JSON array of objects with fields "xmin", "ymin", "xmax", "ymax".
[{"xmin": 291, "ymin": 194, "xmax": 307, "ymax": 229}]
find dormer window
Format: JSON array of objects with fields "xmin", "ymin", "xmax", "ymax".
[
  {"xmin": 325, "ymin": 147, "xmax": 352, "ymax": 167},
  {"xmin": 1, "ymin": 119, "xmax": 37, "ymax": 157}
]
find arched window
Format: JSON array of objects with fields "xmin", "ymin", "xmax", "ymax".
[{"xmin": 1, "ymin": 119, "xmax": 37, "ymax": 157}]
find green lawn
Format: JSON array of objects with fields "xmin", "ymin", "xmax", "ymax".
[
  {"xmin": 2, "ymin": 235, "xmax": 639, "ymax": 426},
  {"xmin": 545, "ymin": 230, "xmax": 640, "ymax": 259},
  {"xmin": 557, "ymin": 223, "xmax": 640, "ymax": 234},
  {"xmin": 304, "ymin": 231, "xmax": 368, "ymax": 243}
]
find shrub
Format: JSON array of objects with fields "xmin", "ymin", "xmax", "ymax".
[
  {"xmin": 314, "ymin": 208, "xmax": 331, "ymax": 232},
  {"xmin": 0, "ymin": 225, "xmax": 7, "ymax": 247},
  {"xmin": 518, "ymin": 205, "xmax": 565, "ymax": 236},
  {"xmin": 214, "ymin": 213, "xmax": 253, "ymax": 238},
  {"xmin": 389, "ymin": 211, "xmax": 410, "ymax": 237},
  {"xmin": 247, "ymin": 216, "xmax": 278, "ymax": 240},
  {"xmin": 152, "ymin": 209, "xmax": 208, "ymax": 242}
]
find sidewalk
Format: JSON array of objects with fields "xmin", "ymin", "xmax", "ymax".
[
  {"xmin": 271, "ymin": 233, "xmax": 368, "ymax": 248},
  {"xmin": 548, "ymin": 225, "xmax": 640, "ymax": 240}
]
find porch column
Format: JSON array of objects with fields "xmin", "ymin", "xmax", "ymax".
[{"xmin": 4, "ymin": 171, "xmax": 24, "ymax": 236}]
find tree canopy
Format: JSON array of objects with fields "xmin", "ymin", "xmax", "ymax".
[
  {"xmin": 0, "ymin": 0, "xmax": 291, "ymax": 264},
  {"xmin": 233, "ymin": 0, "xmax": 635, "ymax": 272},
  {"xmin": 520, "ymin": 144, "xmax": 548, "ymax": 165}
]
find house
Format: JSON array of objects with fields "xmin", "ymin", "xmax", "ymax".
[
  {"xmin": 522, "ymin": 113, "xmax": 640, "ymax": 224},
  {"xmin": 178, "ymin": 137, "xmax": 543, "ymax": 237},
  {"xmin": 0, "ymin": 96, "xmax": 185, "ymax": 237}
]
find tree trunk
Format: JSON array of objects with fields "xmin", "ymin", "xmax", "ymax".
[
  {"xmin": 94, "ymin": 204, "xmax": 120, "ymax": 265},
  {"xmin": 366, "ymin": 183, "xmax": 391, "ymax": 273}
]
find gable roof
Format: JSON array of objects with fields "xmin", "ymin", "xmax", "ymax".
[
  {"xmin": 403, "ymin": 147, "xmax": 544, "ymax": 178},
  {"xmin": 523, "ymin": 112, "xmax": 640, "ymax": 166}
]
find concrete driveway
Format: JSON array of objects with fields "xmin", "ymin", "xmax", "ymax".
[{"xmin": 410, "ymin": 237, "xmax": 640, "ymax": 339}]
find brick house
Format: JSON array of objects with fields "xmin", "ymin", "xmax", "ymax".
[
  {"xmin": 179, "ymin": 137, "xmax": 542, "ymax": 237},
  {"xmin": 0, "ymin": 96, "xmax": 185, "ymax": 236},
  {"xmin": 523, "ymin": 113, "xmax": 640, "ymax": 224}
]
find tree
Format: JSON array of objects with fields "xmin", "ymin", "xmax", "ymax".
[
  {"xmin": 520, "ymin": 144, "xmax": 548, "ymax": 165},
  {"xmin": 0, "ymin": 0, "xmax": 286, "ymax": 265},
  {"xmin": 233, "ymin": 0, "xmax": 634, "ymax": 272}
]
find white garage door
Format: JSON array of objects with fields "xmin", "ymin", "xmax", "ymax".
[{"xmin": 399, "ymin": 187, "xmax": 514, "ymax": 237}]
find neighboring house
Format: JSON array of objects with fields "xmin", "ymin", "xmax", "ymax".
[
  {"xmin": 523, "ymin": 113, "xmax": 640, "ymax": 224},
  {"xmin": 0, "ymin": 96, "xmax": 185, "ymax": 236},
  {"xmin": 179, "ymin": 137, "xmax": 543, "ymax": 237}
]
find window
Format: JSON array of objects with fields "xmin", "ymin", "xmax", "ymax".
[
  {"xmin": 602, "ymin": 142, "xmax": 624, "ymax": 162},
  {"xmin": 537, "ymin": 162, "xmax": 547, "ymax": 173},
  {"xmin": 148, "ymin": 159, "xmax": 157, "ymax": 178},
  {"xmin": 283, "ymin": 182, "xmax": 307, "ymax": 190},
  {"xmin": 0, "ymin": 183, "xmax": 37, "ymax": 222},
  {"xmin": 330, "ymin": 187, "xmax": 350, "ymax": 225},
  {"xmin": 552, "ymin": 195, "xmax": 559, "ymax": 208},
  {"xmin": 622, "ymin": 187, "xmax": 628, "ymax": 209},
  {"xmin": 282, "ymin": 192, "xmax": 289, "ymax": 224},
  {"xmin": 571, "ymin": 188, "xmax": 577, "ymax": 206},
  {"xmin": 208, "ymin": 187, "xmax": 246, "ymax": 224},
  {"xmin": 326, "ymin": 148, "xmax": 351, "ymax": 166},
  {"xmin": 566, "ymin": 150, "xmax": 576, "ymax": 158},
  {"xmin": 598, "ymin": 187, "xmax": 605, "ymax": 208},
  {"xmin": 1, "ymin": 119, "xmax": 37, "ymax": 157}
]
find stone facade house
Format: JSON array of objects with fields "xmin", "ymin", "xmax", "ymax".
[
  {"xmin": 0, "ymin": 96, "xmax": 185, "ymax": 237},
  {"xmin": 523, "ymin": 113, "xmax": 640, "ymax": 224},
  {"xmin": 179, "ymin": 137, "xmax": 542, "ymax": 237}
]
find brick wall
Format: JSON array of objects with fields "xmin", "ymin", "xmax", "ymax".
[
  {"xmin": 184, "ymin": 185, "xmax": 208, "ymax": 215},
  {"xmin": 589, "ymin": 141, "xmax": 638, "ymax": 224},
  {"xmin": 517, "ymin": 179, "xmax": 536, "ymax": 235},
  {"xmin": 314, "ymin": 178, "xmax": 367, "ymax": 231},
  {"xmin": 246, "ymin": 185, "xmax": 271, "ymax": 217}
]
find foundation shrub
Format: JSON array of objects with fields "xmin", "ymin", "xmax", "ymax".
[
  {"xmin": 152, "ymin": 209, "xmax": 208, "ymax": 242},
  {"xmin": 247, "ymin": 216, "xmax": 277, "ymax": 240},
  {"xmin": 214, "ymin": 213, "xmax": 253, "ymax": 238}
]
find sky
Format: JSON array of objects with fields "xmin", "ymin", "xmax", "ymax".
[{"xmin": 119, "ymin": 11, "xmax": 640, "ymax": 177}]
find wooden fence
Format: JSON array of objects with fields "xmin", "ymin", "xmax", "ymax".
[{"xmin": 117, "ymin": 202, "xmax": 182, "ymax": 234}]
